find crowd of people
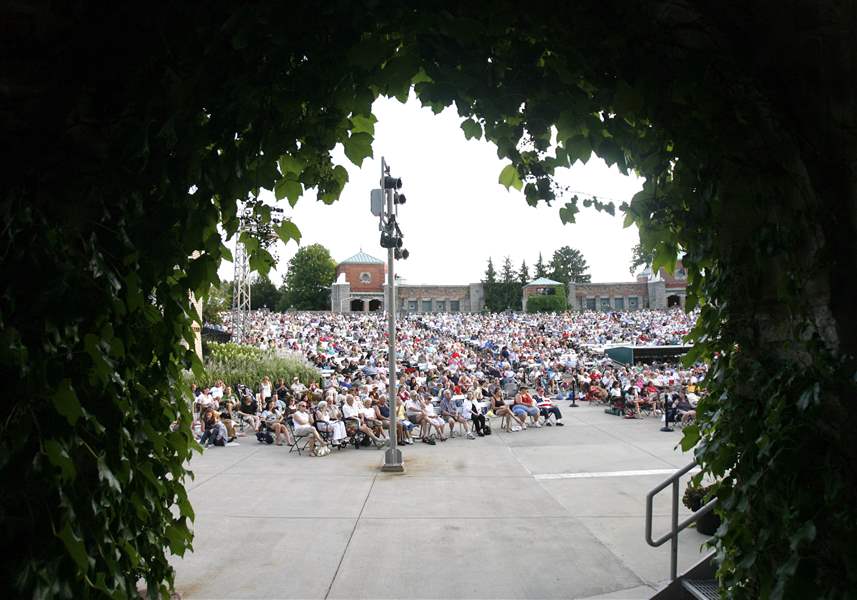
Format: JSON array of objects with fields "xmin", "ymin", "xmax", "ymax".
[{"xmin": 192, "ymin": 309, "xmax": 706, "ymax": 456}]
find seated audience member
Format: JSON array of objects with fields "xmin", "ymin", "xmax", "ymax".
[
  {"xmin": 199, "ymin": 408, "xmax": 228, "ymax": 448},
  {"xmin": 440, "ymin": 389, "xmax": 474, "ymax": 439},
  {"xmin": 535, "ymin": 388, "xmax": 564, "ymax": 426},
  {"xmin": 467, "ymin": 389, "xmax": 487, "ymax": 436},
  {"xmin": 276, "ymin": 378, "xmax": 289, "ymax": 403},
  {"xmin": 222, "ymin": 385, "xmax": 238, "ymax": 410},
  {"xmin": 315, "ymin": 400, "xmax": 348, "ymax": 447},
  {"xmin": 404, "ymin": 392, "xmax": 431, "ymax": 443},
  {"xmin": 218, "ymin": 403, "xmax": 239, "ymax": 442},
  {"xmin": 420, "ymin": 394, "xmax": 448, "ymax": 442},
  {"xmin": 261, "ymin": 399, "xmax": 293, "ymax": 446},
  {"xmin": 238, "ymin": 391, "xmax": 261, "ymax": 431},
  {"xmin": 490, "ymin": 388, "xmax": 524, "ymax": 432},
  {"xmin": 292, "ymin": 400, "xmax": 329, "ymax": 456},
  {"xmin": 514, "ymin": 387, "xmax": 541, "ymax": 427},
  {"xmin": 394, "ymin": 397, "xmax": 416, "ymax": 444},
  {"xmin": 341, "ymin": 394, "xmax": 387, "ymax": 448},
  {"xmin": 361, "ymin": 397, "xmax": 387, "ymax": 440}
]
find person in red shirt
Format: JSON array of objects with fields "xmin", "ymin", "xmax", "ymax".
[{"xmin": 513, "ymin": 387, "xmax": 541, "ymax": 427}]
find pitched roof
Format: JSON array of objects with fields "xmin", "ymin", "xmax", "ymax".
[
  {"xmin": 339, "ymin": 250, "xmax": 385, "ymax": 265},
  {"xmin": 526, "ymin": 277, "xmax": 563, "ymax": 286}
]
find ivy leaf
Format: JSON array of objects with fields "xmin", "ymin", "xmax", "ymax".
[
  {"xmin": 274, "ymin": 220, "xmax": 301, "ymax": 246},
  {"xmin": 97, "ymin": 456, "xmax": 121, "ymax": 492},
  {"xmin": 789, "ymin": 521, "xmax": 816, "ymax": 551},
  {"xmin": 680, "ymin": 424, "xmax": 700, "ymax": 452},
  {"xmin": 559, "ymin": 201, "xmax": 579, "ymax": 224},
  {"xmin": 498, "ymin": 164, "xmax": 523, "ymax": 191},
  {"xmin": 350, "ymin": 114, "xmax": 376, "ymax": 136},
  {"xmin": 460, "ymin": 119, "xmax": 482, "ymax": 140},
  {"xmin": 248, "ymin": 249, "xmax": 274, "ymax": 277},
  {"xmin": 52, "ymin": 379, "xmax": 82, "ymax": 426},
  {"xmin": 164, "ymin": 524, "xmax": 188, "ymax": 556},
  {"xmin": 274, "ymin": 177, "xmax": 302, "ymax": 207},
  {"xmin": 331, "ymin": 165, "xmax": 349, "ymax": 187},
  {"xmin": 278, "ymin": 154, "xmax": 303, "ymax": 176},
  {"xmin": 564, "ymin": 136, "xmax": 591, "ymax": 164},
  {"xmin": 44, "ymin": 440, "xmax": 76, "ymax": 480},
  {"xmin": 58, "ymin": 521, "xmax": 89, "ymax": 571},
  {"xmin": 343, "ymin": 132, "xmax": 374, "ymax": 167},
  {"xmin": 219, "ymin": 242, "xmax": 233, "ymax": 263},
  {"xmin": 347, "ymin": 38, "xmax": 396, "ymax": 69}
]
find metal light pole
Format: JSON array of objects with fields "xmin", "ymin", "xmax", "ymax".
[{"xmin": 378, "ymin": 157, "xmax": 404, "ymax": 472}]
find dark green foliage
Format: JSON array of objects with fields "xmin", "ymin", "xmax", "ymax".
[
  {"xmin": 3, "ymin": 2, "xmax": 856, "ymax": 598},
  {"xmin": 518, "ymin": 260, "xmax": 530, "ymax": 286},
  {"xmin": 283, "ymin": 244, "xmax": 336, "ymax": 310},
  {"xmin": 526, "ymin": 294, "xmax": 567, "ymax": 313},
  {"xmin": 628, "ymin": 243, "xmax": 652, "ymax": 276},
  {"xmin": 534, "ymin": 253, "xmax": 548, "ymax": 279},
  {"xmin": 549, "ymin": 246, "xmax": 591, "ymax": 284},
  {"xmin": 249, "ymin": 276, "xmax": 280, "ymax": 310}
]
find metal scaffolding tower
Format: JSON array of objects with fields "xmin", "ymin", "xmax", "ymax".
[
  {"xmin": 230, "ymin": 202, "xmax": 283, "ymax": 344},
  {"xmin": 231, "ymin": 206, "xmax": 253, "ymax": 344}
]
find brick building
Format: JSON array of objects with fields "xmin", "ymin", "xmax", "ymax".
[
  {"xmin": 331, "ymin": 250, "xmax": 485, "ymax": 313},
  {"xmin": 565, "ymin": 261, "xmax": 688, "ymax": 310}
]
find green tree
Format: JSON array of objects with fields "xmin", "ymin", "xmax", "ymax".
[
  {"xmin": 202, "ymin": 280, "xmax": 232, "ymax": 325},
  {"xmin": 518, "ymin": 260, "xmax": 530, "ymax": 286},
  {"xmin": 534, "ymin": 252, "xmax": 548, "ymax": 278},
  {"xmin": 549, "ymin": 246, "xmax": 591, "ymax": 285},
  {"xmin": 500, "ymin": 256, "xmax": 522, "ymax": 310},
  {"xmin": 250, "ymin": 275, "xmax": 281, "ymax": 310},
  {"xmin": 482, "ymin": 257, "xmax": 502, "ymax": 312},
  {"xmin": 4, "ymin": 4, "xmax": 855, "ymax": 598},
  {"xmin": 628, "ymin": 243, "xmax": 653, "ymax": 276},
  {"xmin": 275, "ymin": 283, "xmax": 291, "ymax": 312},
  {"xmin": 284, "ymin": 244, "xmax": 336, "ymax": 310}
]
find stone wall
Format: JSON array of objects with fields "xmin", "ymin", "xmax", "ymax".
[
  {"xmin": 330, "ymin": 281, "xmax": 351, "ymax": 313},
  {"xmin": 398, "ymin": 284, "xmax": 475, "ymax": 313},
  {"xmin": 469, "ymin": 282, "xmax": 485, "ymax": 313},
  {"xmin": 647, "ymin": 280, "xmax": 666, "ymax": 309},
  {"xmin": 573, "ymin": 281, "xmax": 651, "ymax": 310}
]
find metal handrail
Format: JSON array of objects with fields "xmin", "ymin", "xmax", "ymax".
[{"xmin": 645, "ymin": 460, "xmax": 717, "ymax": 581}]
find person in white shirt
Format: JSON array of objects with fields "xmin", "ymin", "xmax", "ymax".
[
  {"xmin": 210, "ymin": 380, "xmax": 224, "ymax": 402},
  {"xmin": 314, "ymin": 400, "xmax": 347, "ymax": 447},
  {"xmin": 292, "ymin": 401, "xmax": 327, "ymax": 456},
  {"xmin": 341, "ymin": 395, "xmax": 386, "ymax": 448},
  {"xmin": 260, "ymin": 376, "xmax": 272, "ymax": 401}
]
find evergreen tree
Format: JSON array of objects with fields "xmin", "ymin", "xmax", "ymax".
[
  {"xmin": 482, "ymin": 257, "xmax": 502, "ymax": 312},
  {"xmin": 549, "ymin": 246, "xmax": 591, "ymax": 284},
  {"xmin": 483, "ymin": 257, "xmax": 497, "ymax": 284},
  {"xmin": 534, "ymin": 252, "xmax": 548, "ymax": 278},
  {"xmin": 519, "ymin": 260, "xmax": 530, "ymax": 286},
  {"xmin": 500, "ymin": 256, "xmax": 515, "ymax": 283},
  {"xmin": 499, "ymin": 256, "xmax": 522, "ymax": 310}
]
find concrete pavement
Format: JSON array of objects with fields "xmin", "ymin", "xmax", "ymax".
[{"xmin": 172, "ymin": 406, "xmax": 711, "ymax": 599}]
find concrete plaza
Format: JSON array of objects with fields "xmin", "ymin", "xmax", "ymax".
[{"xmin": 172, "ymin": 406, "xmax": 710, "ymax": 599}]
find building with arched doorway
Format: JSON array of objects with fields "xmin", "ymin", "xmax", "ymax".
[
  {"xmin": 566, "ymin": 261, "xmax": 688, "ymax": 310},
  {"xmin": 330, "ymin": 250, "xmax": 485, "ymax": 313}
]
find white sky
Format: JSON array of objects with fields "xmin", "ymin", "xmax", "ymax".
[{"xmin": 219, "ymin": 93, "xmax": 644, "ymax": 286}]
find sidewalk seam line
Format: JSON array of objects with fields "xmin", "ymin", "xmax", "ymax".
[{"xmin": 324, "ymin": 472, "xmax": 377, "ymax": 600}]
